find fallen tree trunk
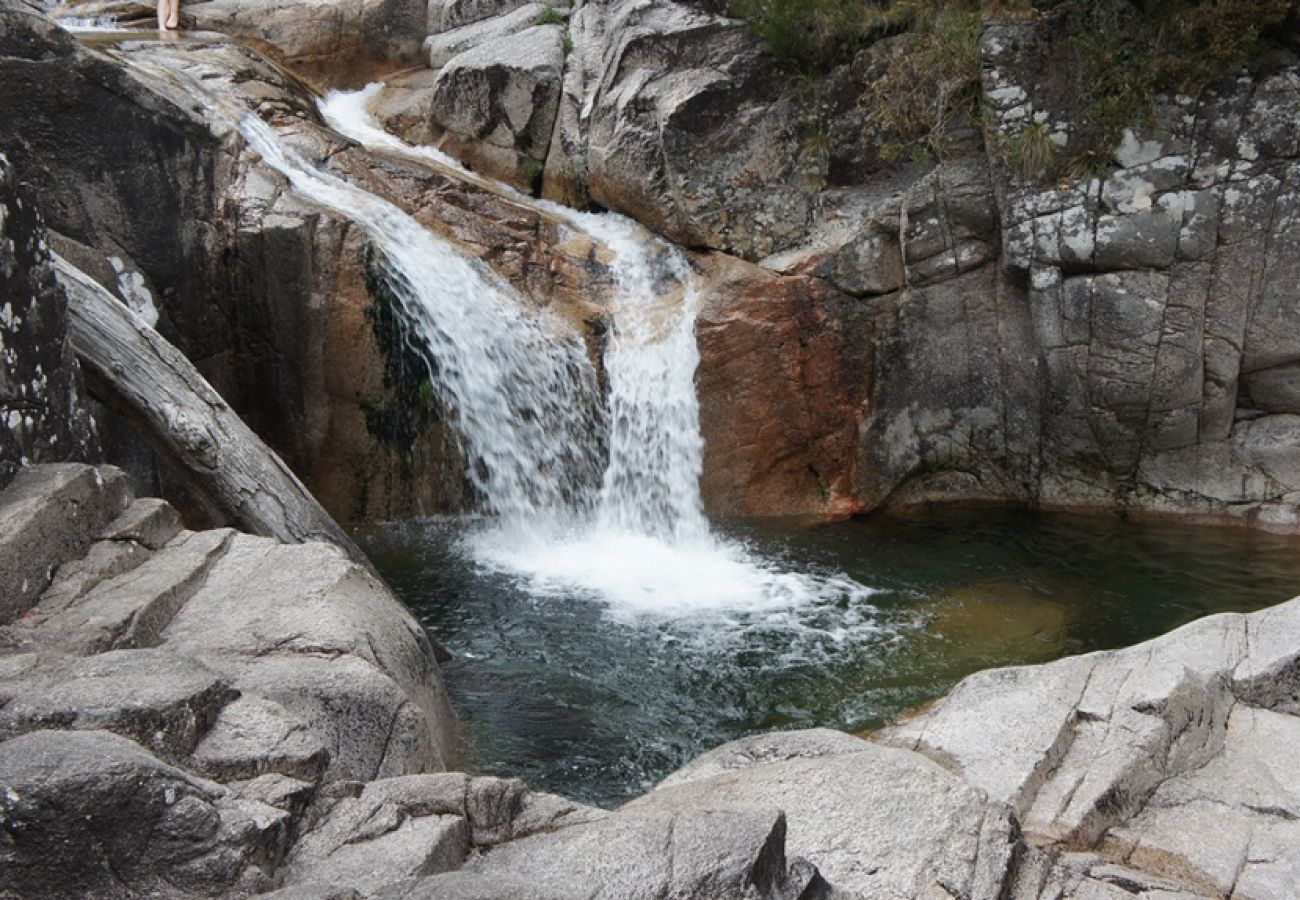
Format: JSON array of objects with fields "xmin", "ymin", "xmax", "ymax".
[{"xmin": 56, "ymin": 253, "xmax": 376, "ymax": 574}]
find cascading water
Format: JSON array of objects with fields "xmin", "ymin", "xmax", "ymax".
[
  {"xmin": 103, "ymin": 60, "xmax": 894, "ymax": 799},
  {"xmin": 232, "ymin": 111, "xmax": 606, "ymax": 537},
  {"xmin": 319, "ymin": 86, "xmax": 881, "ymax": 621},
  {"xmin": 581, "ymin": 216, "xmax": 708, "ymax": 542}
]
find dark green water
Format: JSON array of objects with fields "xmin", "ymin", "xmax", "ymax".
[{"xmin": 358, "ymin": 509, "xmax": 1300, "ymax": 807}]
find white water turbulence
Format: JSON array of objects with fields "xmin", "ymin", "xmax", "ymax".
[
  {"xmin": 234, "ymin": 111, "xmax": 606, "ymax": 533},
  {"xmin": 317, "ymin": 87, "xmax": 882, "ymax": 630},
  {"xmin": 48, "ymin": 0, "xmax": 120, "ymax": 30}
]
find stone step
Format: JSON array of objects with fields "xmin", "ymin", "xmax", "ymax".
[
  {"xmin": 190, "ymin": 695, "xmax": 329, "ymax": 782},
  {"xmin": 26, "ymin": 498, "xmax": 186, "ymax": 624},
  {"xmin": 8, "ymin": 528, "xmax": 235, "ymax": 656},
  {"xmin": 100, "ymin": 497, "xmax": 183, "ymax": 550},
  {"xmin": 0, "ymin": 464, "xmax": 133, "ymax": 624},
  {"xmin": 0, "ymin": 729, "xmax": 291, "ymax": 898},
  {"xmin": 0, "ymin": 648, "xmax": 237, "ymax": 762}
]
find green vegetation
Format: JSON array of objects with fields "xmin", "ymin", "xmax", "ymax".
[
  {"xmin": 524, "ymin": 161, "xmax": 545, "ymax": 197},
  {"xmin": 726, "ymin": 0, "xmax": 1022, "ymax": 69},
  {"xmin": 999, "ymin": 120, "xmax": 1058, "ymax": 179},
  {"xmin": 1066, "ymin": 0, "xmax": 1295, "ymax": 175},
  {"xmin": 360, "ymin": 245, "xmax": 439, "ymax": 450},
  {"xmin": 799, "ymin": 123, "xmax": 831, "ymax": 189},
  {"xmin": 728, "ymin": 0, "xmax": 1297, "ymax": 175},
  {"xmin": 859, "ymin": 2, "xmax": 983, "ymax": 162},
  {"xmin": 536, "ymin": 4, "xmax": 565, "ymax": 25},
  {"xmin": 727, "ymin": 0, "xmax": 877, "ymax": 67}
]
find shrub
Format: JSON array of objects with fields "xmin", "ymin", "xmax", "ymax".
[
  {"xmin": 727, "ymin": 0, "xmax": 872, "ymax": 68},
  {"xmin": 1066, "ymin": 0, "xmax": 1296, "ymax": 173},
  {"xmin": 728, "ymin": 0, "xmax": 1297, "ymax": 174},
  {"xmin": 536, "ymin": 4, "xmax": 565, "ymax": 25},
  {"xmin": 524, "ymin": 161, "xmax": 545, "ymax": 197},
  {"xmin": 1001, "ymin": 121, "xmax": 1059, "ymax": 179},
  {"xmin": 860, "ymin": 2, "xmax": 983, "ymax": 162}
]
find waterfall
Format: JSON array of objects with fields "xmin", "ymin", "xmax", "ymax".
[
  {"xmin": 56, "ymin": 12, "xmax": 121, "ymax": 29},
  {"xmin": 319, "ymin": 87, "xmax": 709, "ymax": 542},
  {"xmin": 234, "ymin": 112, "xmax": 606, "ymax": 534},
  {"xmin": 577, "ymin": 216, "xmax": 709, "ymax": 543},
  {"xmin": 307, "ymin": 87, "xmax": 878, "ymax": 619}
]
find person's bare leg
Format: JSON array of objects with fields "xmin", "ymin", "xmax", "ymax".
[
  {"xmin": 166, "ymin": 0, "xmax": 179, "ymax": 29},
  {"xmin": 157, "ymin": 0, "xmax": 167, "ymax": 30}
]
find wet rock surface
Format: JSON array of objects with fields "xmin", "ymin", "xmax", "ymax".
[
  {"xmin": 0, "ymin": 153, "xmax": 98, "ymax": 494},
  {"xmin": 185, "ymin": 0, "xmax": 427, "ymax": 83}
]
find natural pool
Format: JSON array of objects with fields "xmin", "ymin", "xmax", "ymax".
[{"xmin": 359, "ymin": 508, "xmax": 1300, "ymax": 808}]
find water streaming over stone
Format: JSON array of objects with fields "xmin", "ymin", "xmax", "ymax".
[
  {"xmin": 578, "ymin": 214, "xmax": 709, "ymax": 543},
  {"xmin": 309, "ymin": 87, "xmax": 881, "ymax": 621},
  {"xmin": 234, "ymin": 111, "xmax": 606, "ymax": 533},
  {"xmin": 322, "ymin": 89, "xmax": 711, "ymax": 539}
]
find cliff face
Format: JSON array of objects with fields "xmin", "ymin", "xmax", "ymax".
[
  {"xmin": 0, "ymin": 2, "xmax": 628, "ymax": 523},
  {"xmin": 0, "ymin": 149, "xmax": 98, "ymax": 490},
  {"xmin": 335, "ymin": 0, "xmax": 1300, "ymax": 529},
  {"xmin": 0, "ymin": 11, "xmax": 456, "ymax": 521},
  {"xmin": 18, "ymin": 0, "xmax": 1300, "ymax": 529}
]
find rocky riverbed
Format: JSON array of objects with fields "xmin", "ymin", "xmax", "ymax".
[{"xmin": 5, "ymin": 463, "xmax": 1298, "ymax": 897}]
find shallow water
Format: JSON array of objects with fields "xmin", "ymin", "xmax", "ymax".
[{"xmin": 358, "ymin": 508, "xmax": 1300, "ymax": 807}]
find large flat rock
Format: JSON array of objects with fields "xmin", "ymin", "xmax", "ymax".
[
  {"xmin": 161, "ymin": 532, "xmax": 457, "ymax": 778},
  {"xmin": 877, "ymin": 595, "xmax": 1300, "ymax": 897},
  {"xmin": 467, "ymin": 804, "xmax": 815, "ymax": 900},
  {"xmin": 635, "ymin": 734, "xmax": 1017, "ymax": 900},
  {"xmin": 1101, "ymin": 705, "xmax": 1300, "ymax": 897}
]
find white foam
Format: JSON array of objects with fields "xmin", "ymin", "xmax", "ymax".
[
  {"xmin": 467, "ymin": 526, "xmax": 878, "ymax": 623},
  {"xmin": 320, "ymin": 85, "xmax": 473, "ymax": 176}
]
